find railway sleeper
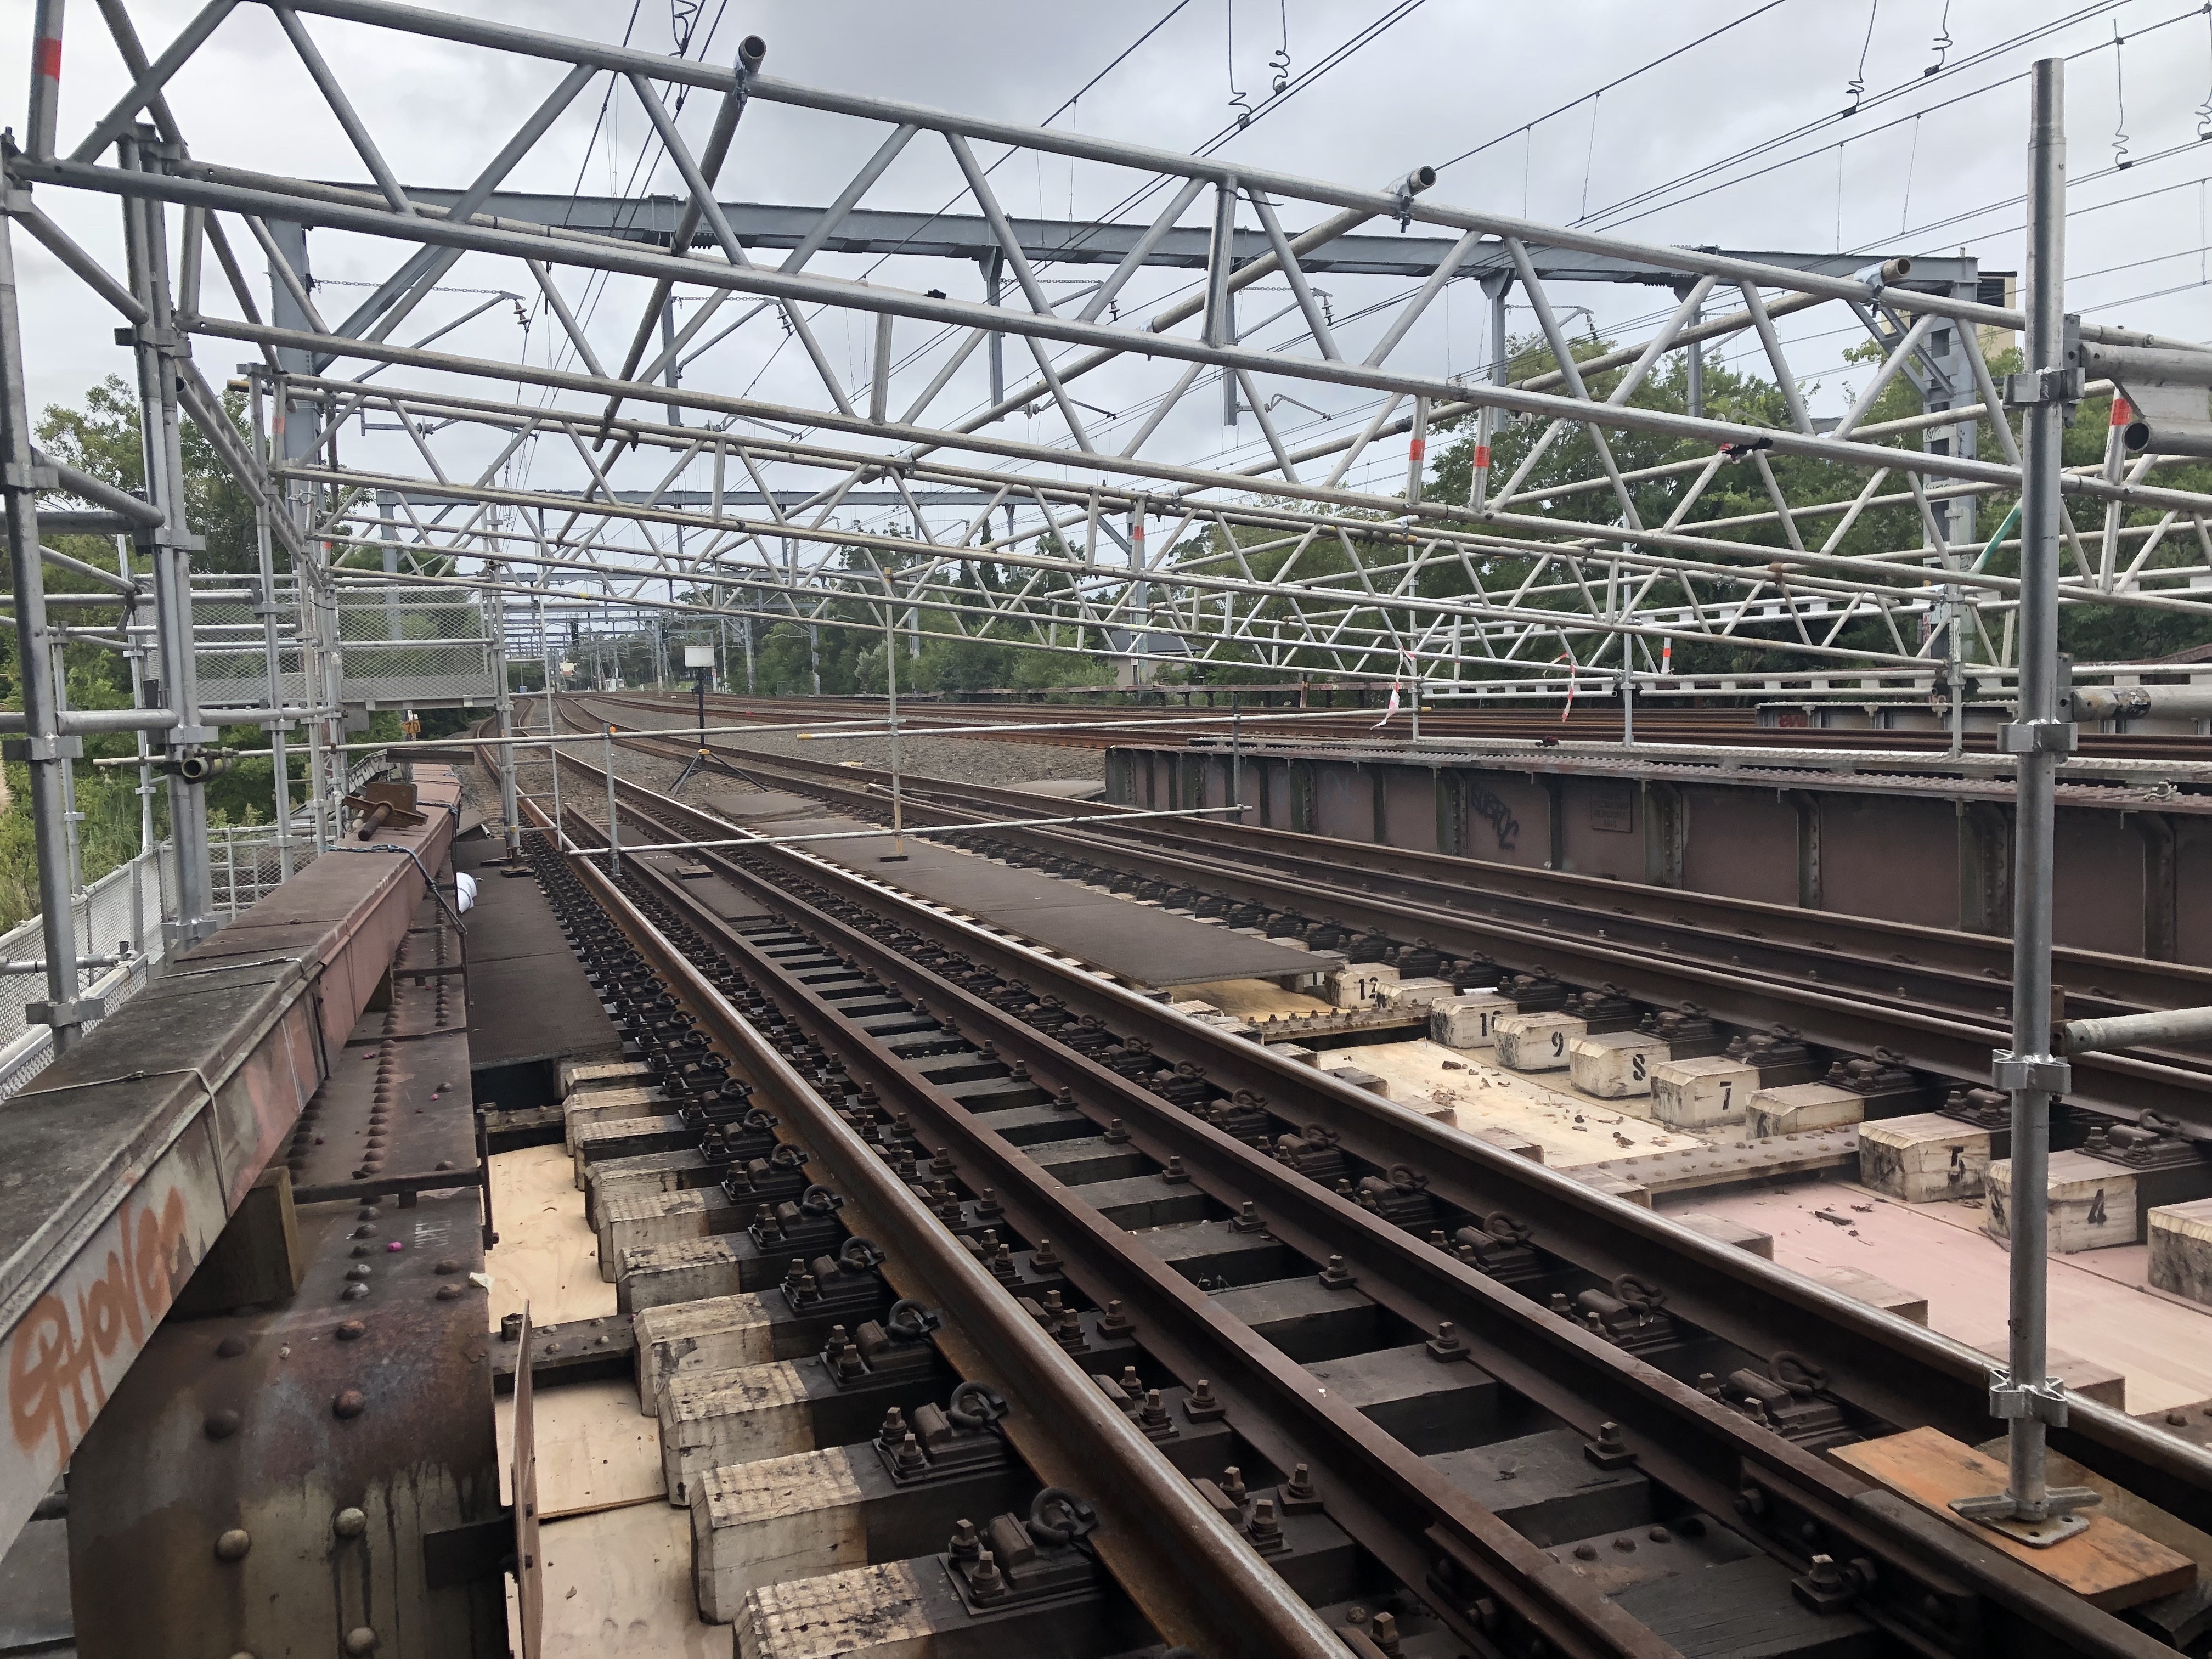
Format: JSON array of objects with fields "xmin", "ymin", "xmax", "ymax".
[
  {"xmin": 544, "ymin": 845, "xmax": 1528, "ymax": 1641},
  {"xmin": 526, "ymin": 767, "xmax": 2169, "ymax": 1655},
  {"xmin": 584, "ymin": 900, "xmax": 1855, "ymax": 1641}
]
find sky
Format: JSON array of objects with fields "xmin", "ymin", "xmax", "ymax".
[{"xmin": 7, "ymin": 0, "xmax": 2212, "ymax": 521}]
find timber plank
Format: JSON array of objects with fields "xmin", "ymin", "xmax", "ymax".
[{"xmin": 1831, "ymin": 1426, "xmax": 2196, "ymax": 1610}]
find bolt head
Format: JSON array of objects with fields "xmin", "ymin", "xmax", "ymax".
[
  {"xmin": 334, "ymin": 1507, "xmax": 367, "ymax": 1539},
  {"xmin": 342, "ymin": 1628, "xmax": 379, "ymax": 1656},
  {"xmin": 203, "ymin": 1409, "xmax": 241, "ymax": 1441},
  {"xmin": 335, "ymin": 1319, "xmax": 366, "ymax": 1341},
  {"xmin": 214, "ymin": 1528, "xmax": 251, "ymax": 1562},
  {"xmin": 332, "ymin": 1389, "xmax": 367, "ymax": 1420}
]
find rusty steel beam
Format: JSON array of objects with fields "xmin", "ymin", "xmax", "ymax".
[{"xmin": 0, "ymin": 770, "xmax": 459, "ymax": 1553}]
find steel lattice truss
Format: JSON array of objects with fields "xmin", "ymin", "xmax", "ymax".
[{"xmin": 17, "ymin": 0, "xmax": 2212, "ymax": 699}]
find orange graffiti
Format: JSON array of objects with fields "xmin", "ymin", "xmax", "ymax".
[{"xmin": 9, "ymin": 1187, "xmax": 189, "ymax": 1463}]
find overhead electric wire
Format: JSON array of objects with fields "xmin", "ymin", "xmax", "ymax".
[
  {"xmin": 1583, "ymin": 0, "xmax": 2178, "ymax": 236},
  {"xmin": 745, "ymin": 0, "xmax": 1438, "ymax": 461},
  {"xmin": 1432, "ymin": 1, "xmax": 1792, "ymax": 174}
]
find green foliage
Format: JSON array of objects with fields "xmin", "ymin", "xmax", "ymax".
[
  {"xmin": 36, "ymin": 374, "xmax": 259, "ymax": 573},
  {"xmin": 1141, "ymin": 325, "xmax": 2212, "ymax": 681},
  {"xmin": 0, "ymin": 378, "xmax": 292, "ymax": 933}
]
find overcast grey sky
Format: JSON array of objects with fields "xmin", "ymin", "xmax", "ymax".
[{"xmin": 7, "ymin": 0, "xmax": 2210, "ymax": 506}]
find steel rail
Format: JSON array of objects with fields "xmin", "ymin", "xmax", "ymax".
[
  {"xmin": 590, "ymin": 687, "xmax": 2212, "ymax": 769},
  {"xmin": 569, "ymin": 810, "xmax": 1673, "ymax": 1659},
  {"xmin": 538, "ymin": 712, "xmax": 2212, "ymax": 1544},
  {"xmin": 567, "ymin": 698, "xmax": 2212, "ymax": 1130},
  {"xmin": 555, "ymin": 744, "xmax": 2189, "ymax": 1656},
  {"xmin": 506, "ymin": 765, "xmax": 1347, "ymax": 1659},
  {"xmin": 575, "ymin": 692, "xmax": 2212, "ymax": 1018},
  {"xmin": 586, "ymin": 792, "xmax": 2004, "ymax": 1656}
]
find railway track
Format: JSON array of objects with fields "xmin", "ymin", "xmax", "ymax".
[
  {"xmin": 589, "ymin": 687, "xmax": 2212, "ymax": 765},
  {"xmin": 562, "ymin": 693, "xmax": 2212, "ymax": 1141},
  {"xmin": 486, "ymin": 719, "xmax": 2212, "ymax": 1657}
]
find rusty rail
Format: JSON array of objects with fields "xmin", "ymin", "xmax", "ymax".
[
  {"xmin": 540, "ymin": 737, "xmax": 2196, "ymax": 1656},
  {"xmin": 512, "ymin": 765, "xmax": 1348, "ymax": 1659}
]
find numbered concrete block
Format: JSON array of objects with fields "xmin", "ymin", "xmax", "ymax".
[
  {"xmin": 1747, "ymin": 1082, "xmax": 1866, "ymax": 1139},
  {"xmin": 1986, "ymin": 1150, "xmax": 2137, "ymax": 1253},
  {"xmin": 2148, "ymin": 1196, "xmax": 2212, "ymax": 1307},
  {"xmin": 1493, "ymin": 1011, "xmax": 1587, "ymax": 1073},
  {"xmin": 1568, "ymin": 1031, "xmax": 1668, "ymax": 1098},
  {"xmin": 1858, "ymin": 1113, "xmax": 1995, "ymax": 1203},
  {"xmin": 1325, "ymin": 962, "xmax": 1397, "ymax": 1008},
  {"xmin": 1431, "ymin": 993, "xmax": 1515, "ymax": 1049},
  {"xmin": 1381, "ymin": 977, "xmax": 1459, "ymax": 1009},
  {"xmin": 1650, "ymin": 1056, "xmax": 1758, "ymax": 1128}
]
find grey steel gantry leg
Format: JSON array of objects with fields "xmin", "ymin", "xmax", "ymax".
[{"xmin": 0, "ymin": 212, "xmax": 92, "ymax": 1049}]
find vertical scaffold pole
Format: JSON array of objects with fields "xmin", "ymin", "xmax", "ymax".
[
  {"xmin": 602, "ymin": 724, "xmax": 619, "ymax": 876},
  {"xmin": 1953, "ymin": 55, "xmax": 2102, "ymax": 1548},
  {"xmin": 487, "ymin": 574, "xmax": 521, "ymax": 858},
  {"xmin": 0, "ymin": 212, "xmax": 90, "ymax": 1049},
  {"xmin": 881, "ymin": 587, "xmax": 905, "ymax": 862}
]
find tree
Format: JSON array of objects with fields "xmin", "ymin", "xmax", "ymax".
[{"xmin": 0, "ymin": 379, "xmax": 295, "ymax": 932}]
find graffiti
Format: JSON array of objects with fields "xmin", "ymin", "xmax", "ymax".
[
  {"xmin": 1466, "ymin": 784, "xmax": 1521, "ymax": 851},
  {"xmin": 9, "ymin": 1186, "xmax": 190, "ymax": 1463}
]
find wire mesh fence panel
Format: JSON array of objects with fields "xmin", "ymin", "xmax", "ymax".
[
  {"xmin": 0, "ymin": 747, "xmax": 392, "ymax": 1094},
  {"xmin": 0, "ymin": 847, "xmax": 169, "ymax": 1096},
  {"xmin": 333, "ymin": 584, "xmax": 500, "ymax": 706},
  {"xmin": 207, "ymin": 825, "xmax": 314, "ymax": 916},
  {"xmin": 191, "ymin": 581, "xmax": 311, "ymax": 710},
  {"xmin": 191, "ymin": 578, "xmax": 499, "ymax": 710}
]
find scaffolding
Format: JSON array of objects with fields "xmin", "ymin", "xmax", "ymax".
[{"xmin": 5, "ymin": 1, "xmax": 2212, "ymax": 1541}]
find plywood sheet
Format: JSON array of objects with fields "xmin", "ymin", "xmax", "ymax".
[
  {"xmin": 498, "ymin": 1378, "xmax": 666, "ymax": 1517},
  {"xmin": 1342, "ymin": 1039, "xmax": 1699, "ymax": 1169},
  {"xmin": 719, "ymin": 804, "xmax": 1325, "ymax": 988},
  {"xmin": 507, "ymin": 1499, "xmax": 723, "ymax": 1658},
  {"xmin": 488, "ymin": 1146, "xmax": 617, "ymax": 1329},
  {"xmin": 1832, "ymin": 1427, "xmax": 2195, "ymax": 1610},
  {"xmin": 1175, "ymin": 978, "xmax": 1333, "ymax": 1018},
  {"xmin": 1677, "ymin": 1179, "xmax": 2212, "ymax": 1412}
]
